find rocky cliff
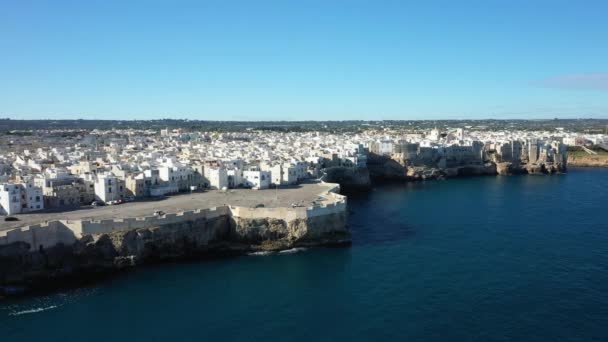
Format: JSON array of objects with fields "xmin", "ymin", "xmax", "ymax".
[
  {"xmin": 366, "ymin": 154, "xmax": 407, "ymax": 180},
  {"xmin": 0, "ymin": 204, "xmax": 349, "ymax": 296},
  {"xmin": 323, "ymin": 167, "xmax": 372, "ymax": 190},
  {"xmin": 366, "ymin": 152, "xmax": 568, "ymax": 180},
  {"xmin": 567, "ymin": 155, "xmax": 608, "ymax": 167},
  {"xmin": 496, "ymin": 162, "xmax": 567, "ymax": 175},
  {"xmin": 407, "ymin": 164, "xmax": 497, "ymax": 180}
]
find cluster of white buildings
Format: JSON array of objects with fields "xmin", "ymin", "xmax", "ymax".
[
  {"xmin": 0, "ymin": 125, "xmax": 603, "ymax": 216},
  {"xmin": 367, "ymin": 127, "xmax": 575, "ymax": 167},
  {"xmin": 0, "ymin": 129, "xmax": 365, "ymax": 215}
]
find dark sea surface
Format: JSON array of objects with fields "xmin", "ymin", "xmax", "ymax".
[{"xmin": 2, "ymin": 168, "xmax": 608, "ymax": 341}]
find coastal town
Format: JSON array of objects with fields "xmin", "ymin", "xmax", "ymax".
[{"xmin": 1, "ymin": 122, "xmax": 607, "ymax": 216}]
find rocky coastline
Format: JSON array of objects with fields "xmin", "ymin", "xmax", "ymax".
[
  {"xmin": 0, "ymin": 185, "xmax": 349, "ymax": 298},
  {"xmin": 328, "ymin": 153, "xmax": 566, "ymax": 188},
  {"xmin": 567, "ymin": 155, "xmax": 608, "ymax": 168},
  {"xmin": 0, "ymin": 154, "xmax": 575, "ymax": 298}
]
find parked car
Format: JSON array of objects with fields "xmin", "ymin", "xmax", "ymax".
[
  {"xmin": 4, "ymin": 216, "xmax": 19, "ymax": 222},
  {"xmin": 153, "ymin": 210, "xmax": 165, "ymax": 216}
]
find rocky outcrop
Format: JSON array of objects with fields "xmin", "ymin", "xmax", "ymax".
[
  {"xmin": 497, "ymin": 162, "xmax": 567, "ymax": 175},
  {"xmin": 230, "ymin": 211, "xmax": 349, "ymax": 250},
  {"xmin": 407, "ymin": 164, "xmax": 497, "ymax": 180},
  {"xmin": 323, "ymin": 167, "xmax": 371, "ymax": 190},
  {"xmin": 367, "ymin": 153, "xmax": 566, "ymax": 180},
  {"xmin": 567, "ymin": 154, "xmax": 608, "ymax": 167},
  {"xmin": 367, "ymin": 153, "xmax": 499, "ymax": 181},
  {"xmin": 1, "ymin": 204, "xmax": 349, "ymax": 296},
  {"xmin": 496, "ymin": 162, "xmax": 527, "ymax": 175},
  {"xmin": 366, "ymin": 154, "xmax": 407, "ymax": 180}
]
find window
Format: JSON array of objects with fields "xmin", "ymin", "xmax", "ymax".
[{"xmin": 108, "ymin": 187, "xmax": 112, "ymax": 193}]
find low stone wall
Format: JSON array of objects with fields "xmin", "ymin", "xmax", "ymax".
[
  {"xmin": 77, "ymin": 206, "xmax": 230, "ymax": 235},
  {"xmin": 0, "ymin": 221, "xmax": 79, "ymax": 251}
]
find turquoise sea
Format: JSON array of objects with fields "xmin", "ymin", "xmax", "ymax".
[{"xmin": 1, "ymin": 168, "xmax": 608, "ymax": 341}]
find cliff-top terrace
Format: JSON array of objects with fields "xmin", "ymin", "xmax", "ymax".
[{"xmin": 1, "ymin": 181, "xmax": 337, "ymax": 231}]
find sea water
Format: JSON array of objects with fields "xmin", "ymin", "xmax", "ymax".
[{"xmin": 1, "ymin": 168, "xmax": 607, "ymax": 341}]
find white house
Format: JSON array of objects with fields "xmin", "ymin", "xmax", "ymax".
[
  {"xmin": 227, "ymin": 168, "xmax": 244, "ymax": 188},
  {"xmin": 0, "ymin": 181, "xmax": 44, "ymax": 215},
  {"xmin": 204, "ymin": 167, "xmax": 228, "ymax": 189},
  {"xmin": 243, "ymin": 170, "xmax": 271, "ymax": 190},
  {"xmin": 0, "ymin": 183, "xmax": 23, "ymax": 215},
  {"xmin": 94, "ymin": 174, "xmax": 125, "ymax": 203},
  {"xmin": 281, "ymin": 164, "xmax": 298, "ymax": 185}
]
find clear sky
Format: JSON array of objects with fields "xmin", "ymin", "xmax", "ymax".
[{"xmin": 1, "ymin": 0, "xmax": 607, "ymax": 121}]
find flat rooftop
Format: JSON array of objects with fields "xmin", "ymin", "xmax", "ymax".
[{"xmin": 1, "ymin": 182, "xmax": 336, "ymax": 231}]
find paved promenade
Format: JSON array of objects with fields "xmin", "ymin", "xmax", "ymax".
[{"xmin": 1, "ymin": 182, "xmax": 335, "ymax": 231}]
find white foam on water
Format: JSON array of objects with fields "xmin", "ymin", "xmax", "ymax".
[
  {"xmin": 10, "ymin": 305, "xmax": 58, "ymax": 316},
  {"xmin": 248, "ymin": 251, "xmax": 274, "ymax": 256},
  {"xmin": 278, "ymin": 247, "xmax": 308, "ymax": 254}
]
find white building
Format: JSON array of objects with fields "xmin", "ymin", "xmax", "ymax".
[
  {"xmin": 0, "ymin": 183, "xmax": 23, "ymax": 215},
  {"xmin": 94, "ymin": 175, "xmax": 125, "ymax": 203},
  {"xmin": 227, "ymin": 168, "xmax": 244, "ymax": 188},
  {"xmin": 269, "ymin": 164, "xmax": 283, "ymax": 185},
  {"xmin": 243, "ymin": 170, "xmax": 271, "ymax": 189},
  {"xmin": 204, "ymin": 167, "xmax": 228, "ymax": 189},
  {"xmin": 563, "ymin": 136, "xmax": 586, "ymax": 146},
  {"xmin": 281, "ymin": 164, "xmax": 298, "ymax": 185},
  {"xmin": 379, "ymin": 140, "xmax": 393, "ymax": 155},
  {"xmin": 0, "ymin": 181, "xmax": 44, "ymax": 215}
]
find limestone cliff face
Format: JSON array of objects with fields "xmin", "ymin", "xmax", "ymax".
[
  {"xmin": 367, "ymin": 153, "xmax": 500, "ymax": 181},
  {"xmin": 323, "ymin": 167, "xmax": 371, "ymax": 190},
  {"xmin": 567, "ymin": 155, "xmax": 608, "ymax": 167},
  {"xmin": 99, "ymin": 215, "xmax": 232, "ymax": 263},
  {"xmin": 230, "ymin": 211, "xmax": 349, "ymax": 250},
  {"xmin": 406, "ymin": 164, "xmax": 497, "ymax": 179},
  {"xmin": 366, "ymin": 154, "xmax": 407, "ymax": 180},
  {"xmin": 0, "ymin": 210, "xmax": 349, "ymax": 293},
  {"xmin": 496, "ymin": 162, "xmax": 567, "ymax": 175},
  {"xmin": 447, "ymin": 164, "xmax": 497, "ymax": 177}
]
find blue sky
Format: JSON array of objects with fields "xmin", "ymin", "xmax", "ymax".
[{"xmin": 1, "ymin": 0, "xmax": 607, "ymax": 120}]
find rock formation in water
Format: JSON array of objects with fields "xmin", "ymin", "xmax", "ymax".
[{"xmin": 496, "ymin": 162, "xmax": 567, "ymax": 175}]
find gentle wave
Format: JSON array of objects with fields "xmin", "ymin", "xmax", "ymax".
[
  {"xmin": 10, "ymin": 305, "xmax": 58, "ymax": 316},
  {"xmin": 278, "ymin": 247, "xmax": 307, "ymax": 254},
  {"xmin": 248, "ymin": 251, "xmax": 274, "ymax": 256}
]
